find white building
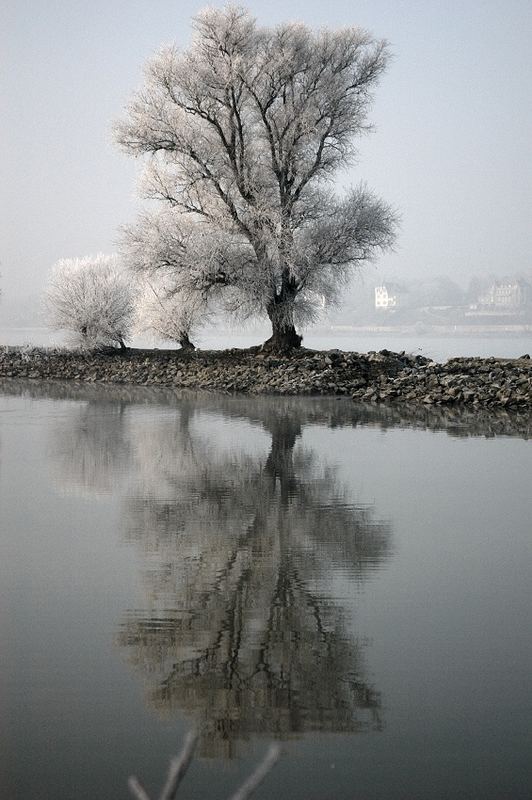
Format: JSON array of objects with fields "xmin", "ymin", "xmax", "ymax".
[
  {"xmin": 375, "ymin": 285, "xmax": 399, "ymax": 310},
  {"xmin": 477, "ymin": 281, "xmax": 530, "ymax": 308}
]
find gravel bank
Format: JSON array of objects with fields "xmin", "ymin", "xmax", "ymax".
[{"xmin": 0, "ymin": 345, "xmax": 530, "ymax": 410}]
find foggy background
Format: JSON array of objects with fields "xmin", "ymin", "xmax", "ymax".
[{"xmin": 2, "ymin": 0, "xmax": 532, "ymax": 328}]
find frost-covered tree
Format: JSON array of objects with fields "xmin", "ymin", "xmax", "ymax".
[
  {"xmin": 135, "ymin": 276, "xmax": 209, "ymax": 350},
  {"xmin": 46, "ymin": 254, "xmax": 135, "ymax": 350},
  {"xmin": 115, "ymin": 5, "xmax": 397, "ymax": 349}
]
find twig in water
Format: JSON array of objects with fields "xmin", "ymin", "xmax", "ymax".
[
  {"xmin": 128, "ymin": 733, "xmax": 280, "ymax": 800},
  {"xmin": 228, "ymin": 744, "xmax": 281, "ymax": 800},
  {"xmin": 160, "ymin": 731, "xmax": 199, "ymax": 800},
  {"xmin": 128, "ymin": 776, "xmax": 153, "ymax": 800}
]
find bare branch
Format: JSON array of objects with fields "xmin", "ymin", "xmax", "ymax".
[
  {"xmin": 160, "ymin": 730, "xmax": 199, "ymax": 800},
  {"xmin": 128, "ymin": 776, "xmax": 153, "ymax": 800},
  {"xmin": 228, "ymin": 744, "xmax": 281, "ymax": 800},
  {"xmin": 127, "ymin": 735, "xmax": 279, "ymax": 800}
]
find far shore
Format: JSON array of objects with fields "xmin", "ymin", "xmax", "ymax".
[{"xmin": 329, "ymin": 323, "xmax": 532, "ymax": 336}]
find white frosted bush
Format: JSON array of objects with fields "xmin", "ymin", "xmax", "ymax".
[{"xmin": 46, "ymin": 254, "xmax": 135, "ymax": 349}]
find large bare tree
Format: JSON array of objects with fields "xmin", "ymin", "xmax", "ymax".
[{"xmin": 115, "ymin": 5, "xmax": 397, "ymax": 349}]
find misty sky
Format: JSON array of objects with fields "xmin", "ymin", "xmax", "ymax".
[{"xmin": 2, "ymin": 0, "xmax": 531, "ymax": 303}]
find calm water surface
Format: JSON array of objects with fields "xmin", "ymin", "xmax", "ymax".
[
  {"xmin": 0, "ymin": 381, "xmax": 531, "ymax": 799},
  {"xmin": 1, "ymin": 325, "xmax": 531, "ymax": 361}
]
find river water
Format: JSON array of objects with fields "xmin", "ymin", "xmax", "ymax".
[
  {"xmin": 1, "ymin": 381, "xmax": 531, "ymax": 799},
  {"xmin": 1, "ymin": 326, "xmax": 531, "ymax": 362}
]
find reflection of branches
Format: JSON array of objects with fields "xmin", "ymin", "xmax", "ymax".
[
  {"xmin": 118, "ymin": 406, "xmax": 390, "ymax": 757},
  {"xmin": 47, "ymin": 400, "xmax": 131, "ymax": 495},
  {"xmin": 18, "ymin": 377, "xmax": 531, "ymax": 757},
  {"xmin": 3, "ymin": 379, "xmax": 530, "ymax": 439}
]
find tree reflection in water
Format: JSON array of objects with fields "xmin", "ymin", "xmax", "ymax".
[
  {"xmin": 8, "ymin": 379, "xmax": 529, "ymax": 757},
  {"xmin": 116, "ymin": 399, "xmax": 392, "ymax": 757},
  {"xmin": 48, "ymin": 399, "xmax": 131, "ymax": 496},
  {"xmin": 35, "ymin": 384, "xmax": 396, "ymax": 756}
]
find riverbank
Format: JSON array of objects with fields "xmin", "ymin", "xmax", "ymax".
[{"xmin": 0, "ymin": 345, "xmax": 530, "ymax": 409}]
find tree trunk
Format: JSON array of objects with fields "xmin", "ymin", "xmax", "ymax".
[
  {"xmin": 179, "ymin": 333, "xmax": 196, "ymax": 350},
  {"xmin": 264, "ymin": 416, "xmax": 301, "ymax": 500},
  {"xmin": 263, "ymin": 302, "xmax": 302, "ymax": 352}
]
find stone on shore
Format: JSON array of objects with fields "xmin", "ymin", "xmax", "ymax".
[{"xmin": 0, "ymin": 345, "xmax": 530, "ymax": 410}]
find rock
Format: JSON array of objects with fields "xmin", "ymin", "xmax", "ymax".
[{"xmin": 0, "ymin": 345, "xmax": 530, "ymax": 410}]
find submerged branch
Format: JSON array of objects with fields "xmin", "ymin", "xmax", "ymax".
[
  {"xmin": 229, "ymin": 745, "xmax": 282, "ymax": 800},
  {"xmin": 128, "ymin": 733, "xmax": 280, "ymax": 800}
]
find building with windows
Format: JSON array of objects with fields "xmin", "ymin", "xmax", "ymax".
[
  {"xmin": 476, "ymin": 280, "xmax": 530, "ymax": 309},
  {"xmin": 375, "ymin": 284, "xmax": 402, "ymax": 310}
]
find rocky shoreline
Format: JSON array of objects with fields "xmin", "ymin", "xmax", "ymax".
[{"xmin": 0, "ymin": 345, "xmax": 530, "ymax": 410}]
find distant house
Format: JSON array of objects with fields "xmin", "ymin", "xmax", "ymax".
[
  {"xmin": 477, "ymin": 280, "xmax": 530, "ymax": 309},
  {"xmin": 375, "ymin": 284, "xmax": 402, "ymax": 310}
]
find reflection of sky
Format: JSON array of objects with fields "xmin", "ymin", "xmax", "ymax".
[
  {"xmin": 1, "ymin": 387, "xmax": 531, "ymax": 799},
  {"xmin": 314, "ymin": 424, "xmax": 532, "ymax": 799}
]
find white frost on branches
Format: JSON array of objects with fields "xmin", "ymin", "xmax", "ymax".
[
  {"xmin": 135, "ymin": 274, "xmax": 210, "ymax": 348},
  {"xmin": 45, "ymin": 254, "xmax": 135, "ymax": 349},
  {"xmin": 115, "ymin": 5, "xmax": 397, "ymax": 345}
]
